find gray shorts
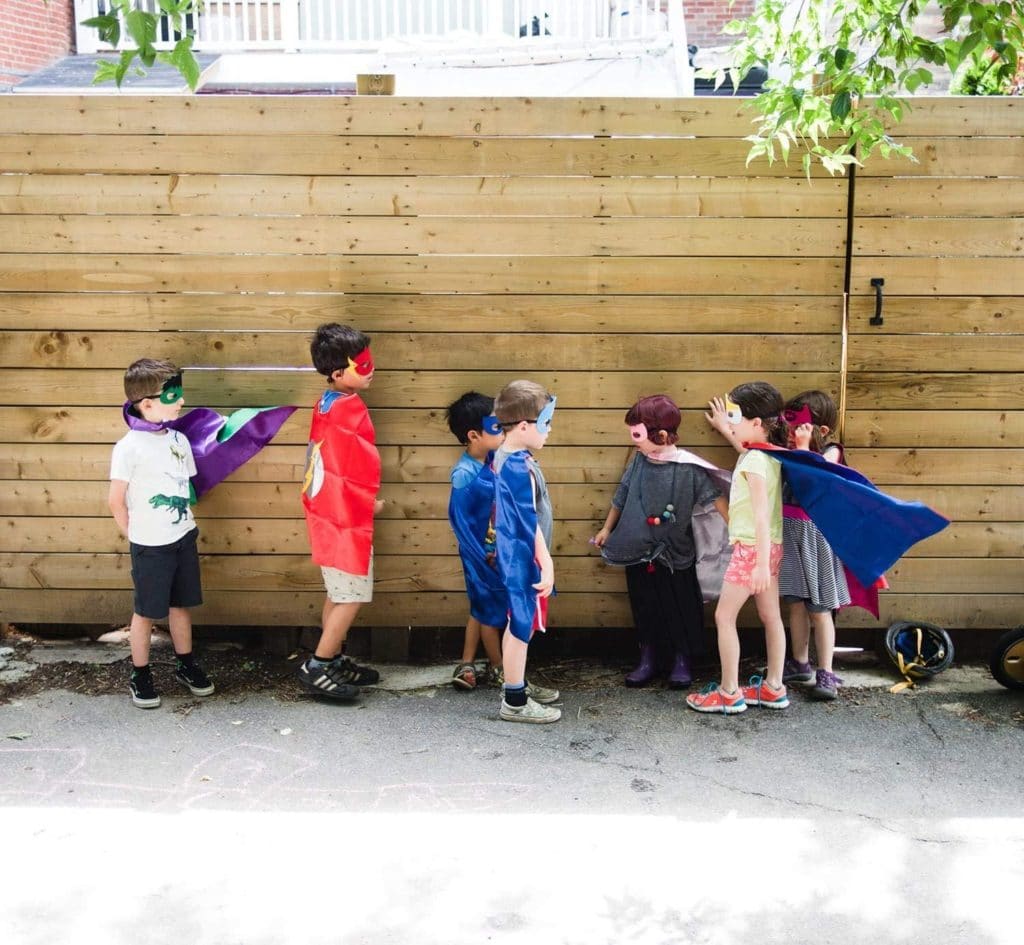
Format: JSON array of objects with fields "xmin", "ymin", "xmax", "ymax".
[{"xmin": 321, "ymin": 553, "xmax": 374, "ymax": 604}]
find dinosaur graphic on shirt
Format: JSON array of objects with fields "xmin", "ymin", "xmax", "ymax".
[{"xmin": 149, "ymin": 493, "xmax": 190, "ymax": 523}]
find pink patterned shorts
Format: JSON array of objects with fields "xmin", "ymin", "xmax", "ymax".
[{"xmin": 723, "ymin": 542, "xmax": 784, "ymax": 589}]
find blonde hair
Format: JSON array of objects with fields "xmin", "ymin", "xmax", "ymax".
[{"xmin": 494, "ymin": 380, "xmax": 550, "ymax": 427}]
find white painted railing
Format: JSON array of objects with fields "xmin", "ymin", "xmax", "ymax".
[{"xmin": 75, "ymin": 1, "xmax": 684, "ymax": 54}]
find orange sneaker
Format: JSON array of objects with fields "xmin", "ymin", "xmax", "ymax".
[
  {"xmin": 686, "ymin": 683, "xmax": 747, "ymax": 715},
  {"xmin": 741, "ymin": 675, "xmax": 790, "ymax": 709}
]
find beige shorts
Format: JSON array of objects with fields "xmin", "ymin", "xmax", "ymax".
[{"xmin": 321, "ymin": 553, "xmax": 374, "ymax": 604}]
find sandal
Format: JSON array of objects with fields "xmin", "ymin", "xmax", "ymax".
[{"xmin": 452, "ymin": 662, "xmax": 477, "ymax": 690}]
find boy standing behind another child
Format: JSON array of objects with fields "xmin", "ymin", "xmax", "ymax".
[
  {"xmin": 298, "ymin": 324, "xmax": 384, "ymax": 700},
  {"xmin": 445, "ymin": 392, "xmax": 507, "ymax": 690},
  {"xmin": 492, "ymin": 380, "xmax": 561, "ymax": 724}
]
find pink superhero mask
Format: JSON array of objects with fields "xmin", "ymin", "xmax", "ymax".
[
  {"xmin": 346, "ymin": 347, "xmax": 374, "ymax": 377},
  {"xmin": 782, "ymin": 405, "xmax": 814, "ymax": 428}
]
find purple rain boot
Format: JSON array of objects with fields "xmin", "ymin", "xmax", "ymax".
[
  {"xmin": 625, "ymin": 644, "xmax": 658, "ymax": 687},
  {"xmin": 667, "ymin": 652, "xmax": 693, "ymax": 689}
]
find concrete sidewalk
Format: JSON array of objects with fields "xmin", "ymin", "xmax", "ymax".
[{"xmin": 1, "ymin": 642, "xmax": 1022, "ymax": 945}]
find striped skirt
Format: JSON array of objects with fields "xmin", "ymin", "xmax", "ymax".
[{"xmin": 779, "ymin": 514, "xmax": 851, "ymax": 611}]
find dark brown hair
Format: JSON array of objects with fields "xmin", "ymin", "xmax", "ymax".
[
  {"xmin": 123, "ymin": 358, "xmax": 180, "ymax": 403},
  {"xmin": 786, "ymin": 389, "xmax": 839, "ymax": 454},
  {"xmin": 729, "ymin": 381, "xmax": 788, "ymax": 447},
  {"xmin": 311, "ymin": 323, "xmax": 371, "ymax": 378}
]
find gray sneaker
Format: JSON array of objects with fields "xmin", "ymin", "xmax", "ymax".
[
  {"xmin": 499, "ymin": 697, "xmax": 561, "ymax": 724},
  {"xmin": 525, "ymin": 679, "xmax": 560, "ymax": 704}
]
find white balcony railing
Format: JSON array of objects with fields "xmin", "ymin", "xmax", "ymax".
[{"xmin": 74, "ymin": 1, "xmax": 683, "ymax": 54}]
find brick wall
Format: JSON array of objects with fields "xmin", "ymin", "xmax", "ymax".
[
  {"xmin": 0, "ymin": 0, "xmax": 75, "ymax": 87},
  {"xmin": 680, "ymin": 0, "xmax": 756, "ymax": 49}
]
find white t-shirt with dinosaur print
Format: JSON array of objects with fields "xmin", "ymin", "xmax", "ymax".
[{"xmin": 110, "ymin": 429, "xmax": 197, "ymax": 546}]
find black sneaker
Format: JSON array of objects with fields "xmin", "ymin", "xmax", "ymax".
[
  {"xmin": 175, "ymin": 660, "xmax": 215, "ymax": 697},
  {"xmin": 129, "ymin": 668, "xmax": 161, "ymax": 709},
  {"xmin": 334, "ymin": 655, "xmax": 380, "ymax": 686},
  {"xmin": 297, "ymin": 658, "xmax": 360, "ymax": 701}
]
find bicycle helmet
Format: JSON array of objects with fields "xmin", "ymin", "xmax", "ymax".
[{"xmin": 884, "ymin": 620, "xmax": 954, "ymax": 689}]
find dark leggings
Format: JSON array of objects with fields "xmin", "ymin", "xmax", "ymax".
[{"xmin": 625, "ymin": 561, "xmax": 706, "ymax": 661}]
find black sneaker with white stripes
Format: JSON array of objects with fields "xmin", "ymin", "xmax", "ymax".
[
  {"xmin": 333, "ymin": 655, "xmax": 380, "ymax": 686},
  {"xmin": 129, "ymin": 667, "xmax": 161, "ymax": 709},
  {"xmin": 296, "ymin": 657, "xmax": 360, "ymax": 701}
]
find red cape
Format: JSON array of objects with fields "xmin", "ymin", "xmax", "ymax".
[{"xmin": 302, "ymin": 392, "xmax": 381, "ymax": 575}]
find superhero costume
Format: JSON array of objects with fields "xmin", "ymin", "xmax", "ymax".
[
  {"xmin": 301, "ymin": 390, "xmax": 381, "ymax": 576},
  {"xmin": 748, "ymin": 444, "xmax": 948, "ymax": 589},
  {"xmin": 495, "ymin": 450, "xmax": 547, "ymax": 642},
  {"xmin": 447, "ymin": 457, "xmax": 508, "ymax": 629},
  {"xmin": 122, "ymin": 402, "xmax": 296, "ymax": 499}
]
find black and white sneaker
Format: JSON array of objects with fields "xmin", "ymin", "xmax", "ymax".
[
  {"xmin": 297, "ymin": 658, "xmax": 360, "ymax": 701},
  {"xmin": 334, "ymin": 655, "xmax": 380, "ymax": 686},
  {"xmin": 175, "ymin": 660, "xmax": 215, "ymax": 697},
  {"xmin": 129, "ymin": 668, "xmax": 161, "ymax": 709}
]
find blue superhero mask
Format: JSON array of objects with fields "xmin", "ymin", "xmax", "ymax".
[
  {"xmin": 481, "ymin": 414, "xmax": 503, "ymax": 436},
  {"xmin": 535, "ymin": 395, "xmax": 556, "ymax": 434}
]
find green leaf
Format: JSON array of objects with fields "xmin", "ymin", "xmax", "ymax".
[
  {"xmin": 81, "ymin": 14, "xmax": 120, "ymax": 48},
  {"xmin": 125, "ymin": 9, "xmax": 158, "ymax": 50},
  {"xmin": 170, "ymin": 37, "xmax": 201, "ymax": 91},
  {"xmin": 830, "ymin": 91, "xmax": 852, "ymax": 121},
  {"xmin": 834, "ymin": 47, "xmax": 853, "ymax": 70}
]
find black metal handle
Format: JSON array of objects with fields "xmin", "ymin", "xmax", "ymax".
[{"xmin": 870, "ymin": 277, "xmax": 885, "ymax": 326}]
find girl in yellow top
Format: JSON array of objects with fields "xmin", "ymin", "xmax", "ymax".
[{"xmin": 687, "ymin": 381, "xmax": 790, "ymax": 715}]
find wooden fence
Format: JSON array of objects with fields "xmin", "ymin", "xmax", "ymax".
[{"xmin": 0, "ymin": 95, "xmax": 1020, "ymax": 632}]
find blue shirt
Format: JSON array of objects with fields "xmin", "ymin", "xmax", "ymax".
[{"xmin": 450, "ymin": 452, "xmax": 484, "ymax": 490}]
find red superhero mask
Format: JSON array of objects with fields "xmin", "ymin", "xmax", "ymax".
[{"xmin": 346, "ymin": 347, "xmax": 374, "ymax": 377}]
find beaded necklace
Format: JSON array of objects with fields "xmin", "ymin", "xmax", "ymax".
[{"xmin": 635, "ymin": 455, "xmax": 679, "ymax": 526}]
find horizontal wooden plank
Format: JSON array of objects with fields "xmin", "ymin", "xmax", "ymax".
[
  {"xmin": 854, "ymin": 178, "xmax": 1024, "ymax": 218},
  {"xmin": 3, "ymin": 586, "xmax": 1020, "ymax": 628},
  {"xmin": 0, "ymin": 480, "xmax": 613, "ymax": 522},
  {"xmin": 4, "ymin": 552, "xmax": 1017, "ymax": 594},
  {"xmin": 845, "ymin": 410, "xmax": 1024, "ymax": 449},
  {"xmin": 0, "ymin": 254, "xmax": 845, "ymax": 295},
  {"xmin": 0, "ymin": 96, "xmax": 761, "ymax": 137},
  {"xmin": 857, "ymin": 137, "xmax": 1024, "ymax": 178},
  {"xmin": 0, "ymin": 134, "xmax": 829, "ymax": 178},
  {"xmin": 0, "ymin": 292, "xmax": 844, "ymax": 334},
  {"xmin": 0, "ymin": 330, "xmax": 839, "ymax": 373},
  {"xmin": 0, "ymin": 517, "xmax": 619, "ymax": 557},
  {"xmin": 0, "ymin": 406, "xmax": 765, "ymax": 448},
  {"xmin": 3, "ymin": 94, "xmax": 1019, "ymax": 140},
  {"xmin": 847, "ymin": 336, "xmax": 1024, "ymax": 373},
  {"xmin": 4, "ymin": 215, "xmax": 847, "ymax": 258},
  {"xmin": 846, "ymin": 297, "xmax": 1024, "ymax": 335},
  {"xmin": 885, "ymin": 558, "xmax": 1024, "ymax": 594},
  {"xmin": 854, "ymin": 218, "xmax": 1024, "ymax": 257},
  {"xmin": 0, "ymin": 173, "xmax": 847, "ymax": 219},
  {"xmin": 1, "ymin": 444, "xmax": 1017, "ymax": 488},
  {"xmin": 882, "ymin": 96, "xmax": 1024, "ymax": 137},
  {"xmin": 845, "ymin": 373, "xmax": 1024, "ymax": 410},
  {"xmin": 845, "ymin": 449, "xmax": 1023, "ymax": 486},
  {"xmin": 0, "ymin": 552, "xmax": 628, "ymax": 594},
  {"xmin": 0, "ymin": 369, "xmax": 837, "ymax": 408},
  {"xmin": 2, "ymin": 479, "xmax": 1019, "ymax": 532},
  {"xmin": 3, "ymin": 405, "xmax": 1015, "ymax": 452},
  {"xmin": 849, "ymin": 256, "xmax": 1024, "ymax": 296},
  {"xmin": 0, "ymin": 444, "xmax": 734, "ymax": 484}
]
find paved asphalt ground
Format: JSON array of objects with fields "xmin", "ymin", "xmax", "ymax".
[{"xmin": 1, "ymin": 644, "xmax": 1022, "ymax": 945}]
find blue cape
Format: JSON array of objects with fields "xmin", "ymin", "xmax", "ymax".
[
  {"xmin": 447, "ymin": 461, "xmax": 508, "ymax": 629},
  {"xmin": 751, "ymin": 445, "xmax": 948, "ymax": 587},
  {"xmin": 495, "ymin": 450, "xmax": 543, "ymax": 640}
]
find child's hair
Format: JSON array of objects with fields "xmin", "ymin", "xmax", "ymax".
[
  {"xmin": 310, "ymin": 323, "xmax": 371, "ymax": 378},
  {"xmin": 624, "ymin": 394, "xmax": 680, "ymax": 445},
  {"xmin": 446, "ymin": 391, "xmax": 495, "ymax": 444},
  {"xmin": 729, "ymin": 381, "xmax": 788, "ymax": 447},
  {"xmin": 786, "ymin": 389, "xmax": 838, "ymax": 454},
  {"xmin": 124, "ymin": 358, "xmax": 180, "ymax": 403},
  {"xmin": 494, "ymin": 380, "xmax": 550, "ymax": 427}
]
